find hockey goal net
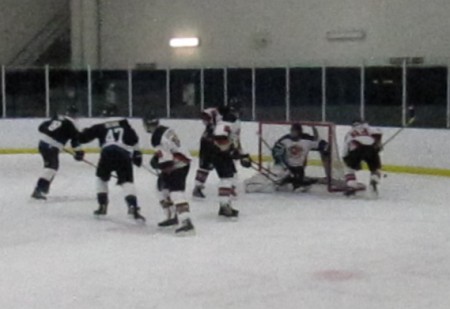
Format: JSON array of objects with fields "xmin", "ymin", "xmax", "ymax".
[{"xmin": 257, "ymin": 121, "xmax": 346, "ymax": 192}]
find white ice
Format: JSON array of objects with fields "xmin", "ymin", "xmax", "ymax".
[{"xmin": 1, "ymin": 154, "xmax": 450, "ymax": 309}]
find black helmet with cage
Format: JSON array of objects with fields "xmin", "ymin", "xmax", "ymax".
[{"xmin": 143, "ymin": 113, "xmax": 160, "ymax": 133}]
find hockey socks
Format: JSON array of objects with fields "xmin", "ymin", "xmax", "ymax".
[{"xmin": 94, "ymin": 193, "xmax": 108, "ymax": 215}]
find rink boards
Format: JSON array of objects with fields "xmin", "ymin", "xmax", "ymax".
[{"xmin": 0, "ymin": 118, "xmax": 449, "ymax": 177}]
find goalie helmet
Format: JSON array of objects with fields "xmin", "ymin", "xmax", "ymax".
[
  {"xmin": 290, "ymin": 122, "xmax": 303, "ymax": 139},
  {"xmin": 143, "ymin": 113, "xmax": 159, "ymax": 133}
]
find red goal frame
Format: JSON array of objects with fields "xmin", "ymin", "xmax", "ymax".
[{"xmin": 257, "ymin": 121, "xmax": 345, "ymax": 192}]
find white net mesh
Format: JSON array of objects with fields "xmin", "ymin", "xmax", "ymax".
[{"xmin": 258, "ymin": 121, "xmax": 346, "ymax": 191}]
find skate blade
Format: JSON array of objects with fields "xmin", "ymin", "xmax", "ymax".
[
  {"xmin": 217, "ymin": 215, "xmax": 239, "ymax": 222},
  {"xmin": 94, "ymin": 214, "xmax": 108, "ymax": 220},
  {"xmin": 175, "ymin": 228, "xmax": 196, "ymax": 237},
  {"xmin": 133, "ymin": 217, "xmax": 146, "ymax": 225}
]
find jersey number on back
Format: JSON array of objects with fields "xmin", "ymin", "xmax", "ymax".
[
  {"xmin": 106, "ymin": 127, "xmax": 124, "ymax": 143},
  {"xmin": 48, "ymin": 120, "xmax": 62, "ymax": 132}
]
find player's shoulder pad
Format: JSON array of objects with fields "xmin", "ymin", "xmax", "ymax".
[
  {"xmin": 301, "ymin": 133, "xmax": 314, "ymax": 141},
  {"xmin": 151, "ymin": 125, "xmax": 168, "ymax": 147},
  {"xmin": 275, "ymin": 134, "xmax": 292, "ymax": 144}
]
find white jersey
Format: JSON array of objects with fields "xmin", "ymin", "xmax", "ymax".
[
  {"xmin": 213, "ymin": 120, "xmax": 242, "ymax": 152},
  {"xmin": 151, "ymin": 126, "xmax": 192, "ymax": 168},
  {"xmin": 273, "ymin": 134, "xmax": 323, "ymax": 168},
  {"xmin": 343, "ymin": 123, "xmax": 382, "ymax": 157}
]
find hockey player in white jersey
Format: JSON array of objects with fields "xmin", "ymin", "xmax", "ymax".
[
  {"xmin": 192, "ymin": 107, "xmax": 222, "ymax": 198},
  {"xmin": 212, "ymin": 117, "xmax": 251, "ymax": 218},
  {"xmin": 342, "ymin": 120, "xmax": 382, "ymax": 194},
  {"xmin": 144, "ymin": 116, "xmax": 195, "ymax": 235},
  {"xmin": 245, "ymin": 123, "xmax": 329, "ymax": 193}
]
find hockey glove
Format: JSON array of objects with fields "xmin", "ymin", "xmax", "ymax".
[
  {"xmin": 132, "ymin": 150, "xmax": 143, "ymax": 167},
  {"xmin": 150, "ymin": 155, "xmax": 159, "ymax": 170},
  {"xmin": 240, "ymin": 154, "xmax": 252, "ymax": 168},
  {"xmin": 74, "ymin": 150, "xmax": 85, "ymax": 161}
]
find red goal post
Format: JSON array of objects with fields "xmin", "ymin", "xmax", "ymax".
[{"xmin": 257, "ymin": 121, "xmax": 346, "ymax": 192}]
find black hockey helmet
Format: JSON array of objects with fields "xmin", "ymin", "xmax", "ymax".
[
  {"xmin": 218, "ymin": 104, "xmax": 238, "ymax": 123},
  {"xmin": 290, "ymin": 122, "xmax": 303, "ymax": 138},
  {"xmin": 101, "ymin": 103, "xmax": 118, "ymax": 117},
  {"xmin": 143, "ymin": 113, "xmax": 159, "ymax": 133},
  {"xmin": 351, "ymin": 118, "xmax": 367, "ymax": 127}
]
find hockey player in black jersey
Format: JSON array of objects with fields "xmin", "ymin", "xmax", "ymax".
[
  {"xmin": 31, "ymin": 105, "xmax": 85, "ymax": 200},
  {"xmin": 143, "ymin": 115, "xmax": 195, "ymax": 235},
  {"xmin": 272, "ymin": 123, "xmax": 329, "ymax": 190},
  {"xmin": 79, "ymin": 104, "xmax": 145, "ymax": 221}
]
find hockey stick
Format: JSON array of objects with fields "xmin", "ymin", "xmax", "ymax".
[
  {"xmin": 250, "ymin": 160, "xmax": 279, "ymax": 177},
  {"xmin": 249, "ymin": 164, "xmax": 279, "ymax": 184},
  {"xmin": 141, "ymin": 164, "xmax": 159, "ymax": 176},
  {"xmin": 382, "ymin": 106, "xmax": 416, "ymax": 148},
  {"xmin": 63, "ymin": 148, "xmax": 98, "ymax": 169},
  {"xmin": 62, "ymin": 148, "xmax": 119, "ymax": 179}
]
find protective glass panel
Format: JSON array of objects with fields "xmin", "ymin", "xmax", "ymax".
[
  {"xmin": 255, "ymin": 68, "xmax": 286, "ymax": 121},
  {"xmin": 203, "ymin": 69, "xmax": 224, "ymax": 109},
  {"xmin": 227, "ymin": 68, "xmax": 252, "ymax": 121},
  {"xmin": 290, "ymin": 68, "xmax": 322, "ymax": 122},
  {"xmin": 169, "ymin": 69, "xmax": 200, "ymax": 119},
  {"xmin": 91, "ymin": 70, "xmax": 129, "ymax": 117},
  {"xmin": 49, "ymin": 69, "xmax": 88, "ymax": 117},
  {"xmin": 326, "ymin": 67, "xmax": 361, "ymax": 125},
  {"xmin": 365, "ymin": 67, "xmax": 402, "ymax": 126},
  {"xmin": 132, "ymin": 70, "xmax": 167, "ymax": 119},
  {"xmin": 407, "ymin": 67, "xmax": 446, "ymax": 128}
]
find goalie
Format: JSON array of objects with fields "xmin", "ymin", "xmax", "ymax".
[{"xmin": 245, "ymin": 123, "xmax": 329, "ymax": 193}]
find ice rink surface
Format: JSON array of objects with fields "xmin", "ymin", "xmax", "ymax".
[{"xmin": 1, "ymin": 154, "xmax": 450, "ymax": 309}]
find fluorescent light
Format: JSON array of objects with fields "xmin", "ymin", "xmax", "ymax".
[
  {"xmin": 326, "ymin": 29, "xmax": 365, "ymax": 41},
  {"xmin": 170, "ymin": 37, "xmax": 200, "ymax": 48}
]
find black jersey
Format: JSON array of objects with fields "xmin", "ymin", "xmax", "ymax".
[
  {"xmin": 80, "ymin": 118, "xmax": 139, "ymax": 151},
  {"xmin": 38, "ymin": 116, "xmax": 81, "ymax": 149},
  {"xmin": 151, "ymin": 126, "xmax": 169, "ymax": 148}
]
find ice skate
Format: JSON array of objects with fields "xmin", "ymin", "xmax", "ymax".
[
  {"xmin": 370, "ymin": 173, "xmax": 380, "ymax": 196},
  {"xmin": 158, "ymin": 215, "xmax": 179, "ymax": 227},
  {"xmin": 344, "ymin": 182, "xmax": 366, "ymax": 197},
  {"xmin": 175, "ymin": 218, "xmax": 195, "ymax": 236},
  {"xmin": 31, "ymin": 188, "xmax": 46, "ymax": 200},
  {"xmin": 192, "ymin": 186, "xmax": 206, "ymax": 198},
  {"xmin": 218, "ymin": 203, "xmax": 239, "ymax": 218},
  {"xmin": 94, "ymin": 204, "xmax": 108, "ymax": 216},
  {"xmin": 128, "ymin": 206, "xmax": 146, "ymax": 222}
]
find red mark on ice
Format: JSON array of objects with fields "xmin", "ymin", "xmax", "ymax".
[{"xmin": 313, "ymin": 270, "xmax": 364, "ymax": 282}]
